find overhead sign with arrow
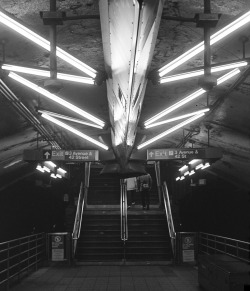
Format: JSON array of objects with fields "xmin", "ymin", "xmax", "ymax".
[{"xmin": 147, "ymin": 148, "xmax": 222, "ymax": 160}]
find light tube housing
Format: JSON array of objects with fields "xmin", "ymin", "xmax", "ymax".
[
  {"xmin": 145, "ymin": 108, "xmax": 210, "ymax": 128},
  {"xmin": 158, "ymin": 11, "xmax": 250, "ymax": 77},
  {"xmin": 41, "ymin": 113, "xmax": 109, "ymax": 150},
  {"xmin": 145, "ymin": 68, "xmax": 240, "ymax": 127},
  {"xmin": 38, "ymin": 110, "xmax": 102, "ymax": 129},
  {"xmin": 160, "ymin": 61, "xmax": 248, "ymax": 83},
  {"xmin": 138, "ymin": 113, "xmax": 205, "ymax": 150},
  {"xmin": 1, "ymin": 64, "xmax": 95, "ymax": 84},
  {"xmin": 8, "ymin": 72, "xmax": 105, "ymax": 127},
  {"xmin": 0, "ymin": 11, "xmax": 97, "ymax": 78}
]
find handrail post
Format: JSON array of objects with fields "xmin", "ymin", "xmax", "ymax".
[{"xmin": 154, "ymin": 161, "xmax": 162, "ymax": 207}]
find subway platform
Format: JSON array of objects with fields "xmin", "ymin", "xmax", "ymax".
[{"xmin": 11, "ymin": 263, "xmax": 200, "ymax": 291}]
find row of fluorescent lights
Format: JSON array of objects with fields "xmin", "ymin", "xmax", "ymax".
[
  {"xmin": 36, "ymin": 161, "xmax": 67, "ymax": 179},
  {"xmin": 138, "ymin": 11, "xmax": 250, "ymax": 150},
  {"xmin": 176, "ymin": 159, "xmax": 210, "ymax": 181},
  {"xmin": 137, "ymin": 68, "xmax": 241, "ymax": 150}
]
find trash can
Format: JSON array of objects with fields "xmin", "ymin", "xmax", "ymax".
[{"xmin": 47, "ymin": 232, "xmax": 71, "ymax": 264}]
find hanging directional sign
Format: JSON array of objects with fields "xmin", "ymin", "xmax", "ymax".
[
  {"xmin": 147, "ymin": 148, "xmax": 222, "ymax": 160},
  {"xmin": 23, "ymin": 149, "xmax": 99, "ymax": 162}
]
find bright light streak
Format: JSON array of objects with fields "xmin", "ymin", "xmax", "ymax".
[
  {"xmin": 138, "ymin": 113, "xmax": 205, "ymax": 150},
  {"xmin": 41, "ymin": 113, "xmax": 109, "ymax": 150},
  {"xmin": 179, "ymin": 165, "xmax": 188, "ymax": 172},
  {"xmin": 158, "ymin": 11, "xmax": 250, "ymax": 76},
  {"xmin": 217, "ymin": 68, "xmax": 240, "ymax": 85},
  {"xmin": 201, "ymin": 162, "xmax": 210, "ymax": 170},
  {"xmin": 0, "ymin": 11, "xmax": 97, "ymax": 77},
  {"xmin": 8, "ymin": 72, "xmax": 105, "ymax": 127}
]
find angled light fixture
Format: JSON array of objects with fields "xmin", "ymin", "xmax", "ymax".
[
  {"xmin": 160, "ymin": 61, "xmax": 248, "ymax": 83},
  {"xmin": 184, "ymin": 171, "xmax": 190, "ymax": 176},
  {"xmin": 44, "ymin": 161, "xmax": 57, "ymax": 168},
  {"xmin": 41, "ymin": 113, "xmax": 109, "ymax": 150},
  {"xmin": 38, "ymin": 110, "xmax": 102, "ymax": 129},
  {"xmin": 1, "ymin": 64, "xmax": 95, "ymax": 84},
  {"xmin": 0, "ymin": 11, "xmax": 97, "ymax": 78},
  {"xmin": 8, "ymin": 72, "xmax": 105, "ymax": 127},
  {"xmin": 179, "ymin": 165, "xmax": 188, "ymax": 172},
  {"xmin": 57, "ymin": 167, "xmax": 67, "ymax": 174},
  {"xmin": 145, "ymin": 68, "xmax": 240, "ymax": 126},
  {"xmin": 138, "ymin": 113, "xmax": 205, "ymax": 150},
  {"xmin": 42, "ymin": 165, "xmax": 51, "ymax": 173},
  {"xmin": 195, "ymin": 163, "xmax": 204, "ymax": 170},
  {"xmin": 201, "ymin": 162, "xmax": 210, "ymax": 170},
  {"xmin": 180, "ymin": 176, "xmax": 185, "ymax": 181},
  {"xmin": 56, "ymin": 174, "xmax": 62, "ymax": 179},
  {"xmin": 158, "ymin": 11, "xmax": 250, "ymax": 77},
  {"xmin": 189, "ymin": 170, "xmax": 195, "ymax": 176},
  {"xmin": 36, "ymin": 164, "xmax": 45, "ymax": 173},
  {"xmin": 176, "ymin": 177, "xmax": 181, "ymax": 181},
  {"xmin": 189, "ymin": 159, "xmax": 200, "ymax": 165},
  {"xmin": 50, "ymin": 173, "xmax": 57, "ymax": 179},
  {"xmin": 145, "ymin": 108, "xmax": 210, "ymax": 128}
]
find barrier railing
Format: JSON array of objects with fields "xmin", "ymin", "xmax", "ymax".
[
  {"xmin": 162, "ymin": 181, "xmax": 176, "ymax": 257},
  {"xmin": 120, "ymin": 179, "xmax": 128, "ymax": 242},
  {"xmin": 0, "ymin": 233, "xmax": 45, "ymax": 290},
  {"xmin": 199, "ymin": 232, "xmax": 250, "ymax": 264}
]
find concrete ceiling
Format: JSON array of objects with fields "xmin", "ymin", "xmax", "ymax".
[{"xmin": 0, "ymin": 0, "xmax": 250, "ymax": 190}]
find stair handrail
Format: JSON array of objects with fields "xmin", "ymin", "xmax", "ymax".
[
  {"xmin": 162, "ymin": 181, "xmax": 176, "ymax": 256},
  {"xmin": 120, "ymin": 179, "xmax": 128, "ymax": 241},
  {"xmin": 72, "ymin": 181, "xmax": 86, "ymax": 255}
]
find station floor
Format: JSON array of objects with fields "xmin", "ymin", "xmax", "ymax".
[{"xmin": 11, "ymin": 262, "xmax": 201, "ymax": 291}]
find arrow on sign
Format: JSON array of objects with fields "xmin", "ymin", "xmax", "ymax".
[
  {"xmin": 149, "ymin": 152, "xmax": 154, "ymax": 158},
  {"xmin": 44, "ymin": 151, "xmax": 51, "ymax": 159}
]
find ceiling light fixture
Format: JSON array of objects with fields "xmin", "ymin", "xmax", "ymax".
[
  {"xmin": 180, "ymin": 176, "xmax": 185, "ymax": 180},
  {"xmin": 145, "ymin": 108, "xmax": 210, "ymax": 128},
  {"xmin": 201, "ymin": 162, "xmax": 210, "ymax": 170},
  {"xmin": 195, "ymin": 163, "xmax": 204, "ymax": 170},
  {"xmin": 189, "ymin": 170, "xmax": 195, "ymax": 176},
  {"xmin": 145, "ymin": 68, "xmax": 240, "ymax": 126},
  {"xmin": 0, "ymin": 11, "xmax": 97, "ymax": 78},
  {"xmin": 176, "ymin": 177, "xmax": 181, "ymax": 181},
  {"xmin": 51, "ymin": 173, "xmax": 57, "ymax": 179},
  {"xmin": 184, "ymin": 171, "xmax": 190, "ymax": 176},
  {"xmin": 36, "ymin": 164, "xmax": 45, "ymax": 173},
  {"xmin": 38, "ymin": 110, "xmax": 102, "ymax": 129},
  {"xmin": 57, "ymin": 167, "xmax": 67, "ymax": 174},
  {"xmin": 44, "ymin": 161, "xmax": 57, "ymax": 168},
  {"xmin": 160, "ymin": 61, "xmax": 248, "ymax": 83},
  {"xmin": 41, "ymin": 113, "xmax": 109, "ymax": 150},
  {"xmin": 56, "ymin": 174, "xmax": 62, "ymax": 179},
  {"xmin": 1, "ymin": 64, "xmax": 95, "ymax": 84},
  {"xmin": 8, "ymin": 72, "xmax": 105, "ymax": 127},
  {"xmin": 42, "ymin": 166, "xmax": 51, "ymax": 173},
  {"xmin": 138, "ymin": 113, "xmax": 205, "ymax": 150},
  {"xmin": 189, "ymin": 159, "xmax": 200, "ymax": 165},
  {"xmin": 158, "ymin": 11, "xmax": 250, "ymax": 77},
  {"xmin": 179, "ymin": 165, "xmax": 188, "ymax": 172}
]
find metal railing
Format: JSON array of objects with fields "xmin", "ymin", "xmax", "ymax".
[
  {"xmin": 72, "ymin": 181, "xmax": 85, "ymax": 256},
  {"xmin": 199, "ymin": 232, "xmax": 250, "ymax": 264},
  {"xmin": 120, "ymin": 179, "xmax": 128, "ymax": 242},
  {"xmin": 0, "ymin": 233, "xmax": 45, "ymax": 290},
  {"xmin": 72, "ymin": 162, "xmax": 91, "ymax": 257},
  {"xmin": 162, "ymin": 181, "xmax": 176, "ymax": 257}
]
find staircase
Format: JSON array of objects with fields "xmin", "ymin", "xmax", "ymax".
[
  {"xmin": 126, "ymin": 210, "xmax": 173, "ymax": 261},
  {"xmin": 75, "ymin": 211, "xmax": 124, "ymax": 261}
]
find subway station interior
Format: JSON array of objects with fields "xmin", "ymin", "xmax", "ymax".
[{"xmin": 0, "ymin": 0, "xmax": 250, "ymax": 290}]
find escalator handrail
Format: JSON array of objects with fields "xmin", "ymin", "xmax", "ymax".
[
  {"xmin": 120, "ymin": 180, "xmax": 128, "ymax": 241},
  {"xmin": 72, "ymin": 181, "xmax": 85, "ymax": 241}
]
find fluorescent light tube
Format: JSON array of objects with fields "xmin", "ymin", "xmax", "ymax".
[
  {"xmin": 36, "ymin": 165, "xmax": 45, "ymax": 173},
  {"xmin": 51, "ymin": 173, "xmax": 57, "ymax": 179},
  {"xmin": 44, "ymin": 161, "xmax": 57, "ymax": 168},
  {"xmin": 41, "ymin": 113, "xmax": 109, "ymax": 150},
  {"xmin": 56, "ymin": 174, "xmax": 62, "ymax": 179},
  {"xmin": 180, "ymin": 176, "xmax": 185, "ymax": 180},
  {"xmin": 145, "ymin": 89, "xmax": 206, "ymax": 126},
  {"xmin": 189, "ymin": 159, "xmax": 200, "ymax": 165},
  {"xmin": 158, "ymin": 11, "xmax": 250, "ymax": 77},
  {"xmin": 138, "ymin": 113, "xmax": 205, "ymax": 150},
  {"xmin": 160, "ymin": 61, "xmax": 247, "ymax": 83},
  {"xmin": 195, "ymin": 163, "xmax": 204, "ymax": 170},
  {"xmin": 176, "ymin": 177, "xmax": 181, "ymax": 181},
  {"xmin": 0, "ymin": 11, "xmax": 97, "ymax": 78},
  {"xmin": 8, "ymin": 72, "xmax": 105, "ymax": 127},
  {"xmin": 145, "ymin": 108, "xmax": 210, "ymax": 128},
  {"xmin": 145, "ymin": 68, "xmax": 240, "ymax": 126},
  {"xmin": 179, "ymin": 165, "xmax": 188, "ymax": 172},
  {"xmin": 201, "ymin": 162, "xmax": 210, "ymax": 170},
  {"xmin": 38, "ymin": 110, "xmax": 102, "ymax": 129},
  {"xmin": 57, "ymin": 167, "xmax": 67, "ymax": 174},
  {"xmin": 184, "ymin": 171, "xmax": 190, "ymax": 176},
  {"xmin": 42, "ymin": 166, "xmax": 51, "ymax": 173},
  {"xmin": 189, "ymin": 170, "xmax": 195, "ymax": 176},
  {"xmin": 1, "ymin": 64, "xmax": 95, "ymax": 84},
  {"xmin": 217, "ymin": 68, "xmax": 240, "ymax": 85}
]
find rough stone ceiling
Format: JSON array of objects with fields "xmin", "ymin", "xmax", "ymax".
[{"xmin": 0, "ymin": 0, "xmax": 250, "ymax": 189}]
